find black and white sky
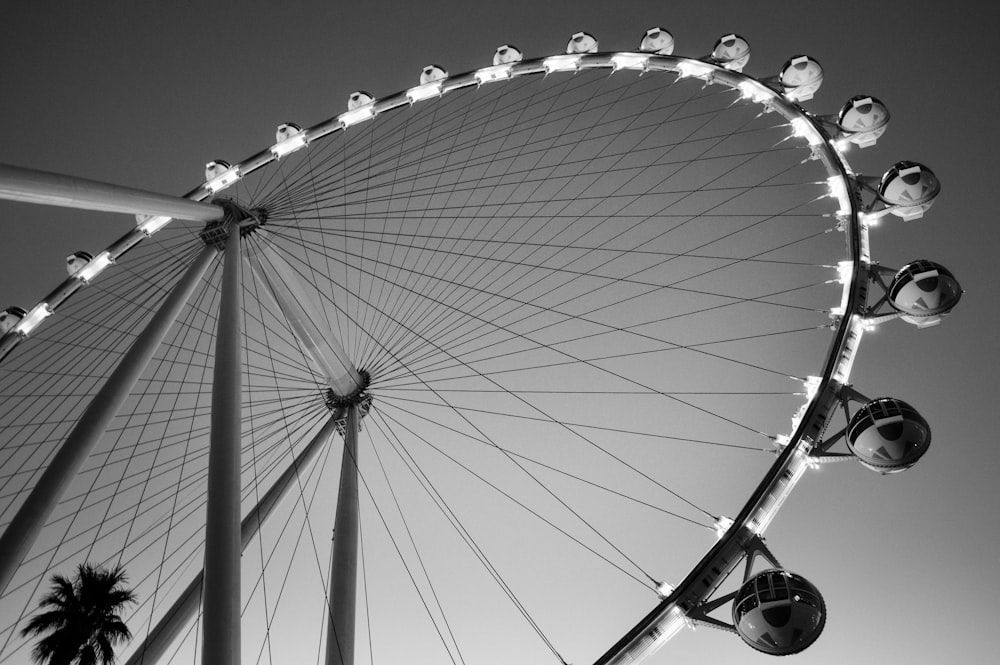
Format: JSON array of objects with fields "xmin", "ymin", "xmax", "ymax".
[{"xmin": 1, "ymin": 1, "xmax": 997, "ymax": 664}]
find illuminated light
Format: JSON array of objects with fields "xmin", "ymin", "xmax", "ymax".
[
  {"xmin": 543, "ymin": 54, "xmax": 582, "ymax": 73},
  {"xmin": 774, "ymin": 434, "xmax": 791, "ymax": 449},
  {"xmin": 14, "ymin": 303, "xmax": 52, "ymax": 336},
  {"xmin": 633, "ymin": 606, "xmax": 689, "ymax": 659},
  {"xmin": 475, "ymin": 64, "xmax": 513, "ymax": 84},
  {"xmin": 790, "ymin": 117, "xmax": 823, "ymax": 145},
  {"xmin": 656, "ymin": 581, "xmax": 675, "ymax": 598},
  {"xmin": 611, "ymin": 53, "xmax": 651, "ymax": 71},
  {"xmin": 270, "ymin": 132, "xmax": 309, "ymax": 159},
  {"xmin": 676, "ymin": 60, "xmax": 714, "ymax": 80},
  {"xmin": 406, "ymin": 81, "xmax": 443, "ymax": 104},
  {"xmin": 713, "ymin": 515, "xmax": 734, "ymax": 539},
  {"xmin": 836, "ymin": 260, "xmax": 853, "ymax": 285},
  {"xmin": 737, "ymin": 79, "xmax": 773, "ymax": 103},
  {"xmin": 826, "ymin": 175, "xmax": 851, "ymax": 215},
  {"xmin": 803, "ymin": 376, "xmax": 822, "ymax": 400},
  {"xmin": 206, "ymin": 166, "xmax": 241, "ymax": 193},
  {"xmin": 860, "ymin": 212, "xmax": 880, "ymax": 228},
  {"xmin": 833, "ymin": 138, "xmax": 852, "ymax": 153},
  {"xmin": 751, "ymin": 458, "xmax": 808, "ymax": 535},
  {"xmin": 338, "ymin": 104, "xmax": 375, "ymax": 129},
  {"xmin": 831, "ymin": 315, "xmax": 866, "ymax": 384},
  {"xmin": 136, "ymin": 214, "xmax": 172, "ymax": 236},
  {"xmin": 829, "ymin": 305, "xmax": 845, "ymax": 317},
  {"xmin": 75, "ymin": 251, "xmax": 114, "ymax": 284}
]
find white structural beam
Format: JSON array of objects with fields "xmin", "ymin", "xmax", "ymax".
[
  {"xmin": 0, "ymin": 245, "xmax": 218, "ymax": 596},
  {"xmin": 325, "ymin": 405, "xmax": 360, "ymax": 665},
  {"xmin": 248, "ymin": 231, "xmax": 361, "ymax": 397},
  {"xmin": 201, "ymin": 227, "xmax": 243, "ymax": 665},
  {"xmin": 0, "ymin": 163, "xmax": 223, "ymax": 222},
  {"xmin": 123, "ymin": 412, "xmax": 343, "ymax": 665}
]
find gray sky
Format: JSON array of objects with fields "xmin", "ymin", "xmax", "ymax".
[{"xmin": 1, "ymin": 1, "xmax": 997, "ymax": 664}]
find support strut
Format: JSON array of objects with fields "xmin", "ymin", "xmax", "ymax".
[
  {"xmin": 201, "ymin": 225, "xmax": 243, "ymax": 665},
  {"xmin": 0, "ymin": 162, "xmax": 223, "ymax": 222},
  {"xmin": 326, "ymin": 405, "xmax": 360, "ymax": 665},
  {"xmin": 124, "ymin": 412, "xmax": 343, "ymax": 665},
  {"xmin": 0, "ymin": 245, "xmax": 218, "ymax": 596}
]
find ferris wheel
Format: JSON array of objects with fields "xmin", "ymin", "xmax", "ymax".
[{"xmin": 0, "ymin": 27, "xmax": 962, "ymax": 665}]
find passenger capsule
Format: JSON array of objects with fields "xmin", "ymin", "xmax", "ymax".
[
  {"xmin": 275, "ymin": 123, "xmax": 302, "ymax": 143},
  {"xmin": 847, "ymin": 397, "xmax": 930, "ymax": 472},
  {"xmin": 732, "ymin": 569, "xmax": 825, "ymax": 655},
  {"xmin": 493, "ymin": 45, "xmax": 523, "ymax": 65},
  {"xmin": 711, "ymin": 34, "xmax": 751, "ymax": 71},
  {"xmin": 888, "ymin": 260, "xmax": 962, "ymax": 327},
  {"xmin": 420, "ymin": 65, "xmax": 448, "ymax": 85},
  {"xmin": 566, "ymin": 32, "xmax": 598, "ymax": 54},
  {"xmin": 779, "ymin": 55, "xmax": 823, "ymax": 101},
  {"xmin": 0, "ymin": 306, "xmax": 27, "ymax": 335},
  {"xmin": 639, "ymin": 27, "xmax": 674, "ymax": 55},
  {"xmin": 347, "ymin": 91, "xmax": 374, "ymax": 110},
  {"xmin": 66, "ymin": 251, "xmax": 93, "ymax": 276},
  {"xmin": 837, "ymin": 95, "xmax": 890, "ymax": 147},
  {"xmin": 878, "ymin": 161, "xmax": 940, "ymax": 220},
  {"xmin": 205, "ymin": 160, "xmax": 232, "ymax": 180}
]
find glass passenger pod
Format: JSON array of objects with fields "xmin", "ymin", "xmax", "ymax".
[
  {"xmin": 419, "ymin": 65, "xmax": 448, "ymax": 85},
  {"xmin": 888, "ymin": 259, "xmax": 962, "ymax": 327},
  {"xmin": 639, "ymin": 27, "xmax": 675, "ymax": 55},
  {"xmin": 347, "ymin": 91, "xmax": 375, "ymax": 111},
  {"xmin": 878, "ymin": 161, "xmax": 940, "ymax": 220},
  {"xmin": 711, "ymin": 34, "xmax": 751, "ymax": 71},
  {"xmin": 0, "ymin": 306, "xmax": 27, "ymax": 335},
  {"xmin": 779, "ymin": 55, "xmax": 824, "ymax": 101},
  {"xmin": 493, "ymin": 45, "xmax": 523, "ymax": 65},
  {"xmin": 847, "ymin": 397, "xmax": 931, "ymax": 472},
  {"xmin": 732, "ymin": 569, "xmax": 826, "ymax": 656},
  {"xmin": 837, "ymin": 95, "xmax": 890, "ymax": 147},
  {"xmin": 65, "ymin": 251, "xmax": 94, "ymax": 276},
  {"xmin": 566, "ymin": 31, "xmax": 598, "ymax": 54}
]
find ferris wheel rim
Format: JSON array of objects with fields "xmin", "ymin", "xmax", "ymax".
[
  {"xmin": 1, "ymin": 51, "xmax": 862, "ymax": 358},
  {"xmin": 0, "ymin": 47, "xmax": 869, "ymax": 665}
]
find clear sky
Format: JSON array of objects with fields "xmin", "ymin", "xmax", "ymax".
[{"xmin": 0, "ymin": 2, "xmax": 997, "ymax": 664}]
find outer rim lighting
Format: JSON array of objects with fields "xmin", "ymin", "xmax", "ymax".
[
  {"xmin": 475, "ymin": 64, "xmax": 513, "ymax": 84},
  {"xmin": 543, "ymin": 54, "xmax": 583, "ymax": 73},
  {"xmin": 338, "ymin": 104, "xmax": 375, "ymax": 129},
  {"xmin": 136, "ymin": 214, "xmax": 172, "ymax": 236},
  {"xmin": 406, "ymin": 82, "xmax": 443, "ymax": 104},
  {"xmin": 270, "ymin": 133, "xmax": 309, "ymax": 159},
  {"xmin": 75, "ymin": 251, "xmax": 114, "ymax": 284},
  {"xmin": 13, "ymin": 303, "xmax": 52, "ymax": 336}
]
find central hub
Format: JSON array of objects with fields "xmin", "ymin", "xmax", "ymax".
[
  {"xmin": 324, "ymin": 369, "xmax": 372, "ymax": 410},
  {"xmin": 324, "ymin": 369, "xmax": 373, "ymax": 436},
  {"xmin": 199, "ymin": 198, "xmax": 267, "ymax": 250}
]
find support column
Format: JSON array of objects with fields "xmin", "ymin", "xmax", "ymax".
[
  {"xmin": 125, "ymin": 412, "xmax": 342, "ymax": 665},
  {"xmin": 326, "ymin": 405, "xmax": 360, "ymax": 665},
  {"xmin": 202, "ymin": 226, "xmax": 243, "ymax": 665},
  {"xmin": 0, "ymin": 245, "xmax": 218, "ymax": 596}
]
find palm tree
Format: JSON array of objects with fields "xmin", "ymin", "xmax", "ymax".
[{"xmin": 21, "ymin": 563, "xmax": 136, "ymax": 665}]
